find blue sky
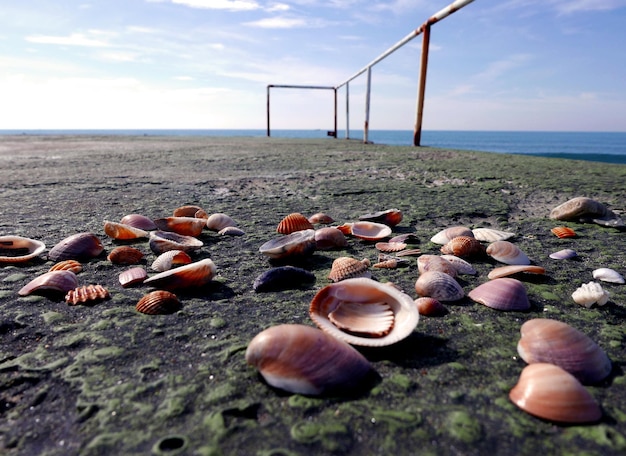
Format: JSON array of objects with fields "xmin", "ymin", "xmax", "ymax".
[{"xmin": 1, "ymin": 0, "xmax": 625, "ymax": 131}]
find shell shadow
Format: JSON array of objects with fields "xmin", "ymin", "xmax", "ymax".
[{"xmin": 173, "ymin": 281, "xmax": 236, "ymax": 300}]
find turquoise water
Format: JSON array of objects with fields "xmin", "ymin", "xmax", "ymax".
[{"xmin": 2, "ymin": 129, "xmax": 625, "ymax": 164}]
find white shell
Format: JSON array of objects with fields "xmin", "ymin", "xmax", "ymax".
[
  {"xmin": 430, "ymin": 226, "xmax": 473, "ymax": 245},
  {"xmin": 471, "ymin": 228, "xmax": 515, "ymax": 242},
  {"xmin": 486, "ymin": 240, "xmax": 531, "ymax": 265},
  {"xmin": 592, "ymin": 268, "xmax": 625, "ymax": 284},
  {"xmin": 571, "ymin": 282, "xmax": 610, "ymax": 308}
]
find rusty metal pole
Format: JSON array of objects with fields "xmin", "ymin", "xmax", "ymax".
[
  {"xmin": 414, "ymin": 25, "xmax": 431, "ymax": 146},
  {"xmin": 364, "ymin": 67, "xmax": 372, "ymax": 144},
  {"xmin": 266, "ymin": 85, "xmax": 271, "ymax": 137},
  {"xmin": 345, "ymin": 82, "xmax": 350, "ymax": 139}
]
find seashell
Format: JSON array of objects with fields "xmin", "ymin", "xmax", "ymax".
[
  {"xmin": 309, "ymin": 278, "xmax": 419, "ymax": 347},
  {"xmin": 119, "ymin": 267, "xmax": 148, "ymax": 287},
  {"xmin": 314, "ymin": 227, "xmax": 348, "ymax": 250},
  {"xmin": 468, "ymin": 278, "xmax": 530, "ymax": 311},
  {"xmin": 389, "ymin": 233, "xmax": 420, "ymax": 244},
  {"xmin": 417, "ymin": 255, "xmax": 457, "ymax": 277},
  {"xmin": 509, "ymin": 363, "xmax": 602, "ymax": 424},
  {"xmin": 49, "ymin": 259, "xmax": 82, "ymax": 274},
  {"xmin": 65, "ymin": 284, "xmax": 109, "ymax": 306},
  {"xmin": 153, "ymin": 217, "xmax": 205, "ymax": 237},
  {"xmin": 335, "ymin": 223, "xmax": 353, "ymax": 235},
  {"xmin": 119, "ymin": 214, "xmax": 157, "ymax": 231},
  {"xmin": 151, "ymin": 250, "xmax": 193, "ymax": 272},
  {"xmin": 430, "ymin": 226, "xmax": 473, "ymax": 245},
  {"xmin": 259, "ymin": 229, "xmax": 316, "ymax": 260},
  {"xmin": 415, "ymin": 297, "xmax": 447, "ymax": 316},
  {"xmin": 350, "ymin": 221, "xmax": 392, "ymax": 241},
  {"xmin": 414, "ymin": 270, "xmax": 464, "ymax": 302},
  {"xmin": 358, "ymin": 208, "xmax": 403, "ymax": 227},
  {"xmin": 516, "ymin": 318, "xmax": 612, "ymax": 384},
  {"xmin": 143, "ymin": 258, "xmax": 217, "ymax": 290},
  {"xmin": 440, "ymin": 255, "xmax": 477, "ymax": 275},
  {"xmin": 205, "ymin": 213, "xmax": 237, "ymax": 232},
  {"xmin": 549, "ymin": 248, "xmax": 578, "ymax": 260},
  {"xmin": 440, "ymin": 236, "xmax": 485, "ymax": 258},
  {"xmin": 103, "ymin": 220, "xmax": 149, "ymax": 240},
  {"xmin": 149, "ymin": 230, "xmax": 203, "ymax": 255},
  {"xmin": 471, "ymin": 228, "xmax": 515, "ymax": 242},
  {"xmin": 592, "ymin": 267, "xmax": 625, "ymax": 284},
  {"xmin": 308, "ymin": 212, "xmax": 335, "ymax": 224},
  {"xmin": 18, "ymin": 270, "xmax": 79, "ymax": 297},
  {"xmin": 571, "ymin": 281, "xmax": 610, "ymax": 308},
  {"xmin": 0, "ymin": 235, "xmax": 46, "ymax": 264},
  {"xmin": 276, "ymin": 213, "xmax": 314, "ymax": 234},
  {"xmin": 218, "ymin": 226, "xmax": 245, "ymax": 236},
  {"xmin": 328, "ymin": 257, "xmax": 371, "ymax": 282},
  {"xmin": 551, "ymin": 226, "xmax": 576, "ymax": 239},
  {"xmin": 107, "ymin": 246, "xmax": 144, "ymax": 265},
  {"xmin": 487, "ymin": 265, "xmax": 546, "ymax": 280},
  {"xmin": 253, "ymin": 266, "xmax": 316, "ymax": 292},
  {"xmin": 486, "ymin": 240, "xmax": 530, "ymax": 265},
  {"xmin": 173, "ymin": 205, "xmax": 204, "ymax": 217},
  {"xmin": 375, "ymin": 241, "xmax": 407, "ymax": 253},
  {"xmin": 395, "ymin": 248, "xmax": 422, "ymax": 257},
  {"xmin": 245, "ymin": 324, "xmax": 373, "ymax": 395},
  {"xmin": 194, "ymin": 209, "xmax": 209, "ymax": 219},
  {"xmin": 48, "ymin": 232, "xmax": 104, "ymax": 262},
  {"xmin": 373, "ymin": 254, "xmax": 410, "ymax": 269},
  {"xmin": 136, "ymin": 290, "xmax": 182, "ymax": 315}
]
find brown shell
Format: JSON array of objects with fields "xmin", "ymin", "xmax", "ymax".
[
  {"xmin": 314, "ymin": 227, "xmax": 348, "ymax": 250},
  {"xmin": 49, "ymin": 259, "xmax": 83, "ymax": 274},
  {"xmin": 107, "ymin": 246, "xmax": 144, "ymax": 265},
  {"xmin": 551, "ymin": 226, "xmax": 577, "ymax": 238},
  {"xmin": 119, "ymin": 267, "xmax": 148, "ymax": 287},
  {"xmin": 136, "ymin": 290, "xmax": 181, "ymax": 315},
  {"xmin": 48, "ymin": 232, "xmax": 104, "ymax": 262},
  {"xmin": 358, "ymin": 209, "xmax": 403, "ymax": 227},
  {"xmin": 328, "ymin": 257, "xmax": 371, "ymax": 282},
  {"xmin": 486, "ymin": 240, "xmax": 530, "ymax": 265},
  {"xmin": 65, "ymin": 284, "xmax": 110, "ymax": 306},
  {"xmin": 103, "ymin": 220, "xmax": 149, "ymax": 240},
  {"xmin": 119, "ymin": 214, "xmax": 157, "ymax": 231},
  {"xmin": 259, "ymin": 230, "xmax": 317, "ymax": 260},
  {"xmin": 277, "ymin": 212, "xmax": 314, "ymax": 234},
  {"xmin": 430, "ymin": 226, "xmax": 474, "ymax": 245},
  {"xmin": 143, "ymin": 258, "xmax": 217, "ymax": 290},
  {"xmin": 149, "ymin": 231, "xmax": 203, "ymax": 255},
  {"xmin": 0, "ymin": 235, "xmax": 46, "ymax": 264},
  {"xmin": 415, "ymin": 297, "xmax": 447, "ymax": 316},
  {"xmin": 440, "ymin": 236, "xmax": 485, "ymax": 258},
  {"xmin": 308, "ymin": 212, "xmax": 335, "ymax": 224},
  {"xmin": 173, "ymin": 205, "xmax": 204, "ymax": 217},
  {"xmin": 153, "ymin": 216, "xmax": 206, "ymax": 237},
  {"xmin": 373, "ymin": 254, "xmax": 410, "ymax": 269}
]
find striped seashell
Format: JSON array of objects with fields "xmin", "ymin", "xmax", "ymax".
[
  {"xmin": 0, "ymin": 235, "xmax": 46, "ymax": 264},
  {"xmin": 487, "ymin": 265, "xmax": 545, "ymax": 280},
  {"xmin": 375, "ymin": 241, "xmax": 407, "ymax": 253},
  {"xmin": 18, "ymin": 270, "xmax": 79, "ymax": 297},
  {"xmin": 136, "ymin": 290, "xmax": 181, "ymax": 315},
  {"xmin": 592, "ymin": 267, "xmax": 625, "ymax": 284},
  {"xmin": 358, "ymin": 208, "xmax": 403, "ymax": 227},
  {"xmin": 440, "ymin": 255, "xmax": 477, "ymax": 275},
  {"xmin": 149, "ymin": 231, "xmax": 203, "ymax": 255},
  {"xmin": 314, "ymin": 227, "xmax": 348, "ymax": 250},
  {"xmin": 414, "ymin": 270, "xmax": 464, "ymax": 302},
  {"xmin": 551, "ymin": 226, "xmax": 577, "ymax": 239},
  {"xmin": 308, "ymin": 212, "xmax": 335, "ymax": 224},
  {"xmin": 218, "ymin": 226, "xmax": 245, "ymax": 236},
  {"xmin": 468, "ymin": 278, "xmax": 530, "ymax": 311},
  {"xmin": 414, "ymin": 297, "xmax": 447, "ymax": 316},
  {"xmin": 49, "ymin": 259, "xmax": 82, "ymax": 274},
  {"xmin": 571, "ymin": 282, "xmax": 610, "ymax": 308},
  {"xmin": 153, "ymin": 216, "xmax": 206, "ymax": 237},
  {"xmin": 205, "ymin": 213, "xmax": 237, "ymax": 232},
  {"xmin": 119, "ymin": 214, "xmax": 157, "ymax": 231},
  {"xmin": 144, "ymin": 258, "xmax": 217, "ymax": 290},
  {"xmin": 103, "ymin": 220, "xmax": 149, "ymax": 240},
  {"xmin": 48, "ymin": 232, "xmax": 104, "ymax": 262},
  {"xmin": 119, "ymin": 267, "xmax": 148, "ymax": 287},
  {"xmin": 151, "ymin": 250, "xmax": 193, "ymax": 272},
  {"xmin": 430, "ymin": 226, "xmax": 473, "ymax": 245},
  {"xmin": 471, "ymin": 228, "xmax": 515, "ymax": 242},
  {"xmin": 107, "ymin": 246, "xmax": 144, "ymax": 265},
  {"xmin": 328, "ymin": 257, "xmax": 371, "ymax": 282},
  {"xmin": 65, "ymin": 284, "xmax": 110, "ymax": 306},
  {"xmin": 277, "ymin": 212, "xmax": 314, "ymax": 234},
  {"xmin": 417, "ymin": 254, "xmax": 457, "ymax": 277},
  {"xmin": 549, "ymin": 248, "xmax": 577, "ymax": 260},
  {"xmin": 440, "ymin": 236, "xmax": 485, "ymax": 258},
  {"xmin": 173, "ymin": 205, "xmax": 204, "ymax": 217},
  {"xmin": 486, "ymin": 240, "xmax": 530, "ymax": 265}
]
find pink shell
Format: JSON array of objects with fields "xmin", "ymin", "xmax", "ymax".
[
  {"xmin": 468, "ymin": 278, "xmax": 530, "ymax": 311},
  {"xmin": 18, "ymin": 270, "xmax": 79, "ymax": 297},
  {"xmin": 119, "ymin": 267, "xmax": 148, "ymax": 287}
]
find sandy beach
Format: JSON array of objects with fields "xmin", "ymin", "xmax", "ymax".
[{"xmin": 1, "ymin": 135, "xmax": 625, "ymax": 455}]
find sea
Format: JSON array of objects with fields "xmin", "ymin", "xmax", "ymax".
[{"xmin": 2, "ymin": 129, "xmax": 626, "ymax": 165}]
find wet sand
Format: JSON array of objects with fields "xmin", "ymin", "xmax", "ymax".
[{"xmin": 1, "ymin": 135, "xmax": 625, "ymax": 455}]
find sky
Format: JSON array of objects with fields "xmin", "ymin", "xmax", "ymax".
[{"xmin": 1, "ymin": 0, "xmax": 625, "ymax": 131}]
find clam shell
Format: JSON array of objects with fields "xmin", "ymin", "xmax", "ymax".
[
  {"xmin": 65, "ymin": 284, "xmax": 110, "ymax": 306},
  {"xmin": 471, "ymin": 228, "xmax": 515, "ymax": 242},
  {"xmin": 0, "ymin": 235, "xmax": 46, "ymax": 264},
  {"xmin": 143, "ymin": 258, "xmax": 217, "ymax": 290},
  {"xmin": 253, "ymin": 266, "xmax": 316, "ymax": 292},
  {"xmin": 103, "ymin": 220, "xmax": 149, "ymax": 240},
  {"xmin": 149, "ymin": 230, "xmax": 203, "ymax": 255},
  {"xmin": 136, "ymin": 290, "xmax": 181, "ymax": 315},
  {"xmin": 571, "ymin": 281, "xmax": 610, "ymax": 308},
  {"xmin": 440, "ymin": 255, "xmax": 477, "ymax": 275},
  {"xmin": 205, "ymin": 213, "xmax": 237, "ymax": 232},
  {"xmin": 218, "ymin": 226, "xmax": 245, "ymax": 236},
  {"xmin": 18, "ymin": 270, "xmax": 79, "ymax": 297},
  {"xmin": 173, "ymin": 205, "xmax": 204, "ymax": 217},
  {"xmin": 551, "ymin": 226, "xmax": 577, "ymax": 239},
  {"xmin": 308, "ymin": 212, "xmax": 335, "ymax": 224},
  {"xmin": 309, "ymin": 278, "xmax": 419, "ymax": 347},
  {"xmin": 119, "ymin": 267, "xmax": 148, "ymax": 287},
  {"xmin": 153, "ymin": 217, "xmax": 206, "ymax": 237},
  {"xmin": 48, "ymin": 232, "xmax": 104, "ymax": 262},
  {"xmin": 259, "ymin": 229, "xmax": 316, "ymax": 260},
  {"xmin": 549, "ymin": 248, "xmax": 577, "ymax": 260},
  {"xmin": 414, "ymin": 270, "xmax": 464, "ymax": 302},
  {"xmin": 350, "ymin": 221, "xmax": 392, "ymax": 241},
  {"xmin": 468, "ymin": 278, "xmax": 530, "ymax": 311},
  {"xmin": 509, "ymin": 363, "xmax": 602, "ymax": 424},
  {"xmin": 314, "ymin": 227, "xmax": 348, "ymax": 250},
  {"xmin": 516, "ymin": 318, "xmax": 612, "ymax": 384},
  {"xmin": 151, "ymin": 250, "xmax": 193, "ymax": 272},
  {"xmin": 487, "ymin": 265, "xmax": 545, "ymax": 280},
  {"xmin": 49, "ymin": 259, "xmax": 83, "ymax": 274},
  {"xmin": 328, "ymin": 257, "xmax": 371, "ymax": 282},
  {"xmin": 358, "ymin": 208, "xmax": 403, "ymax": 227},
  {"xmin": 245, "ymin": 324, "xmax": 373, "ymax": 395},
  {"xmin": 592, "ymin": 267, "xmax": 625, "ymax": 284},
  {"xmin": 440, "ymin": 236, "xmax": 485, "ymax": 258},
  {"xmin": 107, "ymin": 246, "xmax": 144, "ymax": 265},
  {"xmin": 375, "ymin": 242, "xmax": 407, "ymax": 253},
  {"xmin": 276, "ymin": 212, "xmax": 314, "ymax": 234},
  {"xmin": 415, "ymin": 297, "xmax": 447, "ymax": 316},
  {"xmin": 119, "ymin": 214, "xmax": 157, "ymax": 231},
  {"xmin": 417, "ymin": 255, "xmax": 457, "ymax": 277},
  {"xmin": 430, "ymin": 226, "xmax": 473, "ymax": 245},
  {"xmin": 486, "ymin": 240, "xmax": 530, "ymax": 265}
]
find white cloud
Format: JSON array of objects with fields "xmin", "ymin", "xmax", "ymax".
[
  {"xmin": 171, "ymin": 0, "xmax": 260, "ymax": 11},
  {"xmin": 551, "ymin": 0, "xmax": 624, "ymax": 14},
  {"xmin": 244, "ymin": 17, "xmax": 306, "ymax": 28},
  {"xmin": 25, "ymin": 32, "xmax": 108, "ymax": 47}
]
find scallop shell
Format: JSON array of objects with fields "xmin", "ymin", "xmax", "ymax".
[
  {"xmin": 314, "ymin": 227, "xmax": 348, "ymax": 250},
  {"xmin": 218, "ymin": 226, "xmax": 245, "ymax": 236},
  {"xmin": 119, "ymin": 214, "xmax": 157, "ymax": 231},
  {"xmin": 592, "ymin": 267, "xmax": 625, "ymax": 284},
  {"xmin": 149, "ymin": 230, "xmax": 203, "ymax": 255},
  {"xmin": 153, "ymin": 217, "xmax": 206, "ymax": 237},
  {"xmin": 415, "ymin": 297, "xmax": 447, "ymax": 316},
  {"xmin": 136, "ymin": 290, "xmax": 181, "ymax": 315},
  {"xmin": 571, "ymin": 281, "xmax": 610, "ymax": 308},
  {"xmin": 486, "ymin": 240, "xmax": 530, "ymax": 265},
  {"xmin": 440, "ymin": 255, "xmax": 477, "ymax": 275},
  {"xmin": 440, "ymin": 236, "xmax": 485, "ymax": 258},
  {"xmin": 349, "ymin": 221, "xmax": 392, "ymax": 241},
  {"xmin": 549, "ymin": 248, "xmax": 578, "ymax": 260},
  {"xmin": 48, "ymin": 232, "xmax": 104, "ymax": 262},
  {"xmin": 516, "ymin": 318, "xmax": 612, "ymax": 384},
  {"xmin": 358, "ymin": 208, "xmax": 403, "ymax": 227},
  {"xmin": 468, "ymin": 278, "xmax": 530, "ymax": 311},
  {"xmin": 416, "ymin": 255, "xmax": 457, "ymax": 277},
  {"xmin": 551, "ymin": 226, "xmax": 576, "ymax": 239},
  {"xmin": 205, "ymin": 213, "xmax": 237, "ymax": 232},
  {"xmin": 0, "ymin": 235, "xmax": 46, "ymax": 264},
  {"xmin": 375, "ymin": 242, "xmax": 407, "ymax": 253},
  {"xmin": 49, "ymin": 259, "xmax": 83, "ymax": 274},
  {"xmin": 430, "ymin": 226, "xmax": 473, "ymax": 245},
  {"xmin": 309, "ymin": 278, "xmax": 419, "ymax": 347},
  {"xmin": 103, "ymin": 220, "xmax": 149, "ymax": 240},
  {"xmin": 328, "ymin": 257, "xmax": 371, "ymax": 282},
  {"xmin": 487, "ymin": 265, "xmax": 546, "ymax": 280},
  {"xmin": 18, "ymin": 270, "xmax": 79, "ymax": 297},
  {"xmin": 65, "ymin": 284, "xmax": 110, "ymax": 306},
  {"xmin": 308, "ymin": 212, "xmax": 335, "ymax": 224},
  {"xmin": 259, "ymin": 229, "xmax": 316, "ymax": 260},
  {"xmin": 245, "ymin": 324, "xmax": 373, "ymax": 395},
  {"xmin": 414, "ymin": 270, "xmax": 464, "ymax": 302},
  {"xmin": 173, "ymin": 205, "xmax": 204, "ymax": 217},
  {"xmin": 119, "ymin": 267, "xmax": 148, "ymax": 287},
  {"xmin": 253, "ymin": 266, "xmax": 316, "ymax": 292},
  {"xmin": 151, "ymin": 250, "xmax": 193, "ymax": 272},
  {"xmin": 471, "ymin": 228, "xmax": 515, "ymax": 242},
  {"xmin": 144, "ymin": 258, "xmax": 216, "ymax": 290},
  {"xmin": 509, "ymin": 363, "xmax": 602, "ymax": 424},
  {"xmin": 276, "ymin": 213, "xmax": 314, "ymax": 234},
  {"xmin": 107, "ymin": 246, "xmax": 144, "ymax": 265}
]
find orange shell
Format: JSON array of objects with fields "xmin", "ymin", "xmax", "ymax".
[
  {"xmin": 375, "ymin": 242, "xmax": 407, "ymax": 253},
  {"xmin": 153, "ymin": 216, "xmax": 206, "ymax": 237},
  {"xmin": 49, "ymin": 259, "xmax": 83, "ymax": 274},
  {"xmin": 173, "ymin": 205, "xmax": 204, "ymax": 217},
  {"xmin": 107, "ymin": 246, "xmax": 144, "ymax": 265},
  {"xmin": 328, "ymin": 257, "xmax": 371, "ymax": 282},
  {"xmin": 440, "ymin": 236, "xmax": 485, "ymax": 258},
  {"xmin": 65, "ymin": 284, "xmax": 110, "ymax": 306},
  {"xmin": 136, "ymin": 290, "xmax": 181, "ymax": 315},
  {"xmin": 551, "ymin": 226, "xmax": 577, "ymax": 238},
  {"xmin": 103, "ymin": 220, "xmax": 149, "ymax": 240},
  {"xmin": 277, "ymin": 213, "xmax": 314, "ymax": 234},
  {"xmin": 414, "ymin": 297, "xmax": 447, "ymax": 316}
]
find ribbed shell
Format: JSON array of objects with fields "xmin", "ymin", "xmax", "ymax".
[
  {"xmin": 471, "ymin": 228, "xmax": 515, "ymax": 242},
  {"xmin": 103, "ymin": 220, "xmax": 149, "ymax": 240},
  {"xmin": 49, "ymin": 259, "xmax": 83, "ymax": 274},
  {"xmin": 143, "ymin": 258, "xmax": 216, "ymax": 290},
  {"xmin": 414, "ymin": 270, "xmax": 464, "ymax": 302},
  {"xmin": 551, "ymin": 226, "xmax": 577, "ymax": 238},
  {"xmin": 259, "ymin": 229, "xmax": 316, "ymax": 260},
  {"xmin": 440, "ymin": 236, "xmax": 485, "ymax": 258},
  {"xmin": 486, "ymin": 240, "xmax": 530, "ymax": 265},
  {"xmin": 276, "ymin": 212, "xmax": 314, "ymax": 234},
  {"xmin": 119, "ymin": 267, "xmax": 148, "ymax": 287},
  {"xmin": 375, "ymin": 242, "xmax": 407, "ymax": 253},
  {"xmin": 468, "ymin": 278, "xmax": 530, "ymax": 311},
  {"xmin": 440, "ymin": 255, "xmax": 477, "ymax": 275},
  {"xmin": 18, "ymin": 270, "xmax": 79, "ymax": 297},
  {"xmin": 48, "ymin": 232, "xmax": 104, "ymax": 262},
  {"xmin": 107, "ymin": 246, "xmax": 144, "ymax": 265},
  {"xmin": 417, "ymin": 255, "xmax": 457, "ymax": 277},
  {"xmin": 153, "ymin": 216, "xmax": 206, "ymax": 237},
  {"xmin": 136, "ymin": 290, "xmax": 181, "ymax": 315},
  {"xmin": 65, "ymin": 285, "xmax": 110, "ymax": 306},
  {"xmin": 430, "ymin": 226, "xmax": 473, "ymax": 245},
  {"xmin": 151, "ymin": 250, "xmax": 193, "ymax": 272},
  {"xmin": 0, "ymin": 235, "xmax": 46, "ymax": 264},
  {"xmin": 149, "ymin": 231, "xmax": 203, "ymax": 255},
  {"xmin": 328, "ymin": 257, "xmax": 371, "ymax": 282},
  {"xmin": 314, "ymin": 227, "xmax": 348, "ymax": 250}
]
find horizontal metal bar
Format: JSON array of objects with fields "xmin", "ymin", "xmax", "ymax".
[{"xmin": 268, "ymin": 84, "xmax": 335, "ymax": 90}]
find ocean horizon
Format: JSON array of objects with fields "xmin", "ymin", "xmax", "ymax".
[{"xmin": 2, "ymin": 129, "xmax": 626, "ymax": 164}]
